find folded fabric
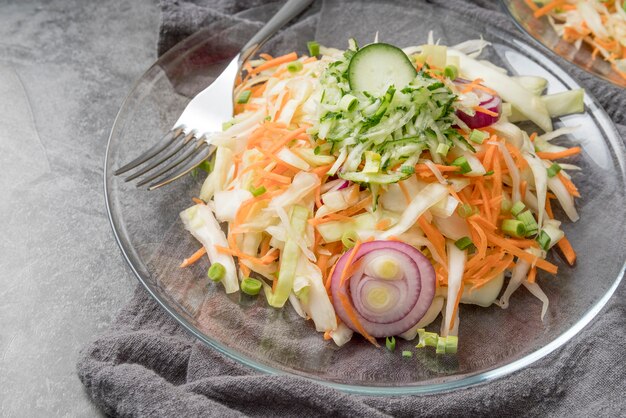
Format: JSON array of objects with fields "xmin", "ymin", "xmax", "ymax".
[{"xmin": 79, "ymin": 0, "xmax": 626, "ymax": 416}]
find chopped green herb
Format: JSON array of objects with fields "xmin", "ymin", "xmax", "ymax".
[
  {"xmin": 484, "ymin": 170, "xmax": 494, "ymax": 176},
  {"xmin": 516, "ymin": 210, "xmax": 538, "ymax": 236},
  {"xmin": 436, "ymin": 142, "xmax": 450, "ymax": 156},
  {"xmin": 402, "ymin": 350, "xmax": 413, "ymax": 358},
  {"xmin": 287, "ymin": 61, "xmax": 303, "ymax": 73},
  {"xmin": 457, "ymin": 203, "xmax": 477, "ymax": 218},
  {"xmin": 400, "ymin": 165, "xmax": 415, "ymax": 174},
  {"xmin": 341, "ymin": 230, "xmax": 359, "ymax": 249}
]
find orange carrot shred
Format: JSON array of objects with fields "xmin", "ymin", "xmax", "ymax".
[{"xmin": 180, "ymin": 247, "xmax": 207, "ymax": 268}]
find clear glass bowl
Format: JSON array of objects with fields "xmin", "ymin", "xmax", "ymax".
[
  {"xmin": 502, "ymin": 0, "xmax": 626, "ymax": 88},
  {"xmin": 104, "ymin": 4, "xmax": 626, "ymax": 395}
]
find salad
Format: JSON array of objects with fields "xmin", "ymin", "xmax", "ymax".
[
  {"xmin": 529, "ymin": 0, "xmax": 626, "ymax": 80},
  {"xmin": 179, "ymin": 36, "xmax": 584, "ymax": 354}
]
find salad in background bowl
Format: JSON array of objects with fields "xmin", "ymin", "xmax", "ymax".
[{"xmin": 178, "ymin": 35, "xmax": 586, "ymax": 355}]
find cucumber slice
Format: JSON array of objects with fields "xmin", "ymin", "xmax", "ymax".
[
  {"xmin": 339, "ymin": 171, "xmax": 410, "ymax": 184},
  {"xmin": 348, "ymin": 43, "xmax": 417, "ymax": 96}
]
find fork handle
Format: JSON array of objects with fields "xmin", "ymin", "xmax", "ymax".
[{"xmin": 240, "ymin": 0, "xmax": 315, "ymax": 63}]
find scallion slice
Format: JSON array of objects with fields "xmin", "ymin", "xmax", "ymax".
[
  {"xmin": 386, "ymin": 336, "xmax": 396, "ymax": 352},
  {"xmin": 237, "ymin": 90, "xmax": 251, "ymax": 104},
  {"xmin": 241, "ymin": 277, "xmax": 262, "ymax": 296},
  {"xmin": 339, "ymin": 94, "xmax": 358, "ymax": 112},
  {"xmin": 207, "ymin": 263, "xmax": 225, "ymax": 282},
  {"xmin": 454, "ymin": 236, "xmax": 474, "ymax": 251},
  {"xmin": 436, "ymin": 142, "xmax": 450, "ymax": 156},
  {"xmin": 307, "ymin": 40, "xmax": 320, "ymax": 56},
  {"xmin": 537, "ymin": 230, "xmax": 551, "ymax": 250},
  {"xmin": 451, "ymin": 156, "xmax": 471, "ymax": 174},
  {"xmin": 546, "ymin": 163, "xmax": 562, "ymax": 178},
  {"xmin": 341, "ymin": 230, "xmax": 359, "ymax": 249},
  {"xmin": 286, "ymin": 61, "xmax": 303, "ymax": 73},
  {"xmin": 444, "ymin": 64, "xmax": 458, "ymax": 80},
  {"xmin": 510, "ymin": 201, "xmax": 526, "ymax": 216},
  {"xmin": 516, "ymin": 210, "xmax": 538, "ymax": 236},
  {"xmin": 469, "ymin": 129, "xmax": 487, "ymax": 144},
  {"xmin": 250, "ymin": 185, "xmax": 267, "ymax": 197},
  {"xmin": 402, "ymin": 350, "xmax": 413, "ymax": 358},
  {"xmin": 501, "ymin": 219, "xmax": 527, "ymax": 238}
]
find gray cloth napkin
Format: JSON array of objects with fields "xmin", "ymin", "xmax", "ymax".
[{"xmin": 78, "ymin": 0, "xmax": 626, "ymax": 416}]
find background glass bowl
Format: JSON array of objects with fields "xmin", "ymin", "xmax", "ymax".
[
  {"xmin": 502, "ymin": 0, "xmax": 626, "ymax": 88},
  {"xmin": 104, "ymin": 4, "xmax": 626, "ymax": 395}
]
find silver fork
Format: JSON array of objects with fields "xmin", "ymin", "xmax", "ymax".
[{"xmin": 115, "ymin": 0, "xmax": 314, "ymax": 190}]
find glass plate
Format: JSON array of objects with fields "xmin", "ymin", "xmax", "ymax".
[
  {"xmin": 104, "ymin": 3, "xmax": 626, "ymax": 395},
  {"xmin": 502, "ymin": 0, "xmax": 626, "ymax": 88}
]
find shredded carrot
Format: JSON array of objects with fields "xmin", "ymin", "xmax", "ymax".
[
  {"xmin": 215, "ymin": 245, "xmax": 278, "ymax": 265},
  {"xmin": 520, "ymin": 180, "xmax": 527, "ymax": 201},
  {"xmin": 536, "ymin": 147, "xmax": 581, "ymax": 160},
  {"xmin": 192, "ymin": 197, "xmax": 205, "ymax": 205},
  {"xmin": 179, "ymin": 247, "xmax": 207, "ymax": 268},
  {"xmin": 557, "ymin": 236, "xmax": 577, "ymax": 265},
  {"xmin": 483, "ymin": 230, "xmax": 558, "ymax": 274},
  {"xmin": 524, "ymin": 0, "xmax": 539, "ymax": 11},
  {"xmin": 338, "ymin": 292, "xmax": 379, "ymax": 346},
  {"xmin": 239, "ymin": 262, "xmax": 251, "ymax": 278},
  {"xmin": 474, "ymin": 106, "xmax": 499, "ymax": 117},
  {"xmin": 339, "ymin": 241, "xmax": 362, "ymax": 287},
  {"xmin": 259, "ymin": 53, "xmax": 274, "ymax": 61},
  {"xmin": 527, "ymin": 267, "xmax": 538, "ymax": 284},
  {"xmin": 557, "ymin": 172, "xmax": 581, "ymax": 197},
  {"xmin": 250, "ymin": 52, "xmax": 298, "ymax": 75},
  {"xmin": 262, "ymin": 172, "xmax": 292, "ymax": 185},
  {"xmin": 323, "ymin": 330, "xmax": 332, "ymax": 340},
  {"xmin": 267, "ymin": 127, "xmax": 309, "ymax": 153},
  {"xmin": 418, "ymin": 217, "xmax": 447, "ymax": 265},
  {"xmin": 375, "ymin": 218, "xmax": 392, "ymax": 230}
]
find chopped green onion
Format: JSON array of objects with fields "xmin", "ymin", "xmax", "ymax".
[
  {"xmin": 546, "ymin": 163, "xmax": 562, "ymax": 178},
  {"xmin": 286, "ymin": 61, "xmax": 303, "ymax": 73},
  {"xmin": 386, "ymin": 336, "xmax": 396, "ymax": 352},
  {"xmin": 400, "ymin": 165, "xmax": 415, "ymax": 174},
  {"xmin": 537, "ymin": 230, "xmax": 551, "ymax": 250},
  {"xmin": 307, "ymin": 40, "xmax": 320, "ymax": 56},
  {"xmin": 264, "ymin": 115, "xmax": 271, "ymax": 121},
  {"xmin": 451, "ymin": 156, "xmax": 472, "ymax": 174},
  {"xmin": 341, "ymin": 230, "xmax": 359, "ymax": 249},
  {"xmin": 457, "ymin": 203, "xmax": 477, "ymax": 218},
  {"xmin": 436, "ymin": 142, "xmax": 450, "ymax": 156},
  {"xmin": 416, "ymin": 329, "xmax": 439, "ymax": 348},
  {"xmin": 444, "ymin": 65, "xmax": 458, "ymax": 80},
  {"xmin": 313, "ymin": 146, "xmax": 321, "ymax": 155},
  {"xmin": 516, "ymin": 210, "xmax": 538, "ymax": 236},
  {"xmin": 198, "ymin": 160, "xmax": 213, "ymax": 173},
  {"xmin": 241, "ymin": 277, "xmax": 262, "ymax": 296},
  {"xmin": 469, "ymin": 129, "xmax": 487, "ymax": 144},
  {"xmin": 436, "ymin": 335, "xmax": 458, "ymax": 354},
  {"xmin": 454, "ymin": 236, "xmax": 474, "ymax": 251},
  {"xmin": 207, "ymin": 263, "xmax": 225, "ymax": 282},
  {"xmin": 237, "ymin": 90, "xmax": 251, "ymax": 104},
  {"xmin": 222, "ymin": 120, "xmax": 234, "ymax": 131},
  {"xmin": 501, "ymin": 219, "xmax": 527, "ymax": 238},
  {"xmin": 402, "ymin": 350, "xmax": 413, "ymax": 358},
  {"xmin": 484, "ymin": 170, "xmax": 494, "ymax": 176},
  {"xmin": 250, "ymin": 185, "xmax": 266, "ymax": 197},
  {"xmin": 510, "ymin": 201, "xmax": 526, "ymax": 216},
  {"xmin": 339, "ymin": 94, "xmax": 358, "ymax": 112}
]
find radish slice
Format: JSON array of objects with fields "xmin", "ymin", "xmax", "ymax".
[{"xmin": 330, "ymin": 240, "xmax": 436, "ymax": 338}]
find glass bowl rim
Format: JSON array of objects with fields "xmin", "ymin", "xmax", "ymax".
[
  {"xmin": 103, "ymin": 25, "xmax": 626, "ymax": 396},
  {"xmin": 499, "ymin": 0, "xmax": 626, "ymax": 88}
]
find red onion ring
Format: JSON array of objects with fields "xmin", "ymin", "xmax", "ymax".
[
  {"xmin": 453, "ymin": 80, "xmax": 502, "ymax": 129},
  {"xmin": 330, "ymin": 240, "xmax": 436, "ymax": 338}
]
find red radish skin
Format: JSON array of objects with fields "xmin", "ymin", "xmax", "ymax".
[{"xmin": 330, "ymin": 240, "xmax": 436, "ymax": 338}]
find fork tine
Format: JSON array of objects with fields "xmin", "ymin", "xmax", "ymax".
[
  {"xmin": 124, "ymin": 131, "xmax": 195, "ymax": 182},
  {"xmin": 114, "ymin": 127, "xmax": 184, "ymax": 175},
  {"xmin": 135, "ymin": 136, "xmax": 208, "ymax": 187},
  {"xmin": 147, "ymin": 144, "xmax": 215, "ymax": 190}
]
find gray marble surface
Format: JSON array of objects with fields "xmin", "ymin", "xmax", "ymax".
[{"xmin": 0, "ymin": 0, "xmax": 160, "ymax": 416}]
